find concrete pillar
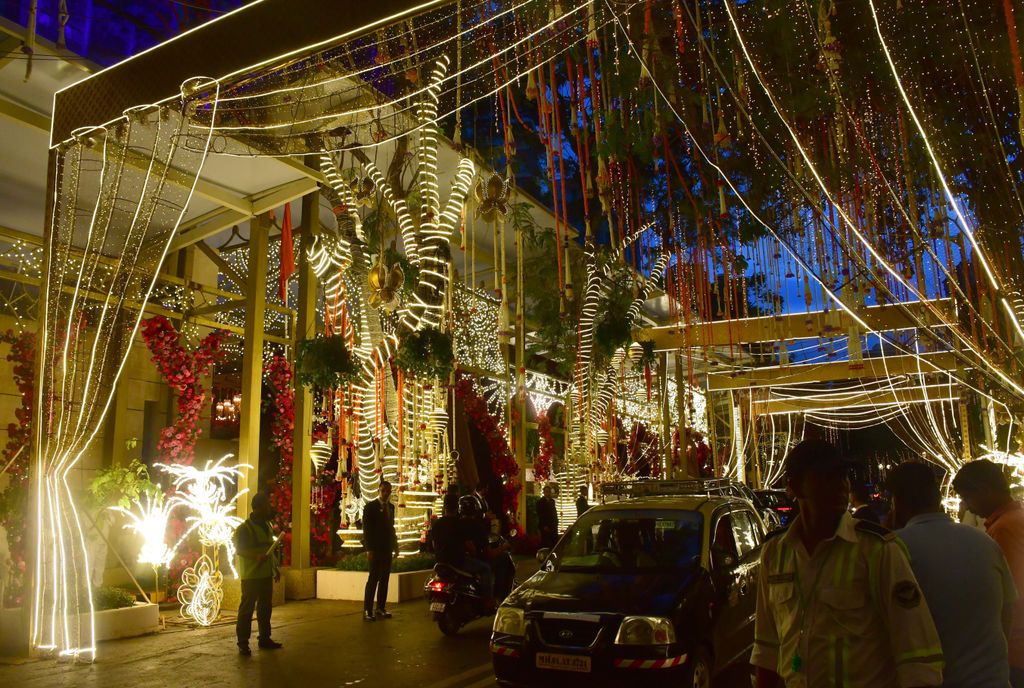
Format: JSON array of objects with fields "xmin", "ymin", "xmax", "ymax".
[
  {"xmin": 101, "ymin": 388, "xmax": 129, "ymax": 468},
  {"xmin": 237, "ymin": 215, "xmax": 268, "ymax": 518},
  {"xmin": 286, "ymin": 192, "xmax": 317, "ymax": 600}
]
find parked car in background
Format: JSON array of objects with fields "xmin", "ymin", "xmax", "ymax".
[
  {"xmin": 752, "ymin": 489, "xmax": 796, "ymax": 527},
  {"xmin": 491, "ymin": 493, "xmax": 765, "ymax": 687}
]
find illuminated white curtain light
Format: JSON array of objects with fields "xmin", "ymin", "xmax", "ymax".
[{"xmin": 34, "ymin": 80, "xmax": 217, "ymax": 659}]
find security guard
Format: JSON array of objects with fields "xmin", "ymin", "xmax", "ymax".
[{"xmin": 751, "ymin": 439, "xmax": 943, "ymax": 688}]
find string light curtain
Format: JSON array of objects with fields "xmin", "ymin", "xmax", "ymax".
[{"xmin": 35, "ymin": 81, "xmax": 218, "ymax": 658}]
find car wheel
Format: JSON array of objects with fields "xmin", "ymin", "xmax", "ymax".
[{"xmin": 682, "ymin": 648, "xmax": 712, "ymax": 688}]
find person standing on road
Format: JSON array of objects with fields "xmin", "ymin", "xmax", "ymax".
[
  {"xmin": 751, "ymin": 439, "xmax": 943, "ymax": 688},
  {"xmin": 575, "ymin": 485, "xmax": 590, "ymax": 519},
  {"xmin": 953, "ymin": 460, "xmax": 1024, "ymax": 687},
  {"xmin": 890, "ymin": 462, "xmax": 1015, "ymax": 688},
  {"xmin": 233, "ymin": 492, "xmax": 283, "ymax": 656},
  {"xmin": 362, "ymin": 480, "xmax": 398, "ymax": 622},
  {"xmin": 537, "ymin": 483, "xmax": 559, "ymax": 549},
  {"xmin": 851, "ymin": 482, "xmax": 881, "ymax": 524}
]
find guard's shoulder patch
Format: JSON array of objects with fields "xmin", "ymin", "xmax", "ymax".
[
  {"xmin": 854, "ymin": 518, "xmax": 897, "ymax": 541},
  {"xmin": 892, "ymin": 579, "xmax": 922, "ymax": 609}
]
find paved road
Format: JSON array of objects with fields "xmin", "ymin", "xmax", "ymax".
[{"xmin": 1, "ymin": 599, "xmax": 496, "ymax": 688}]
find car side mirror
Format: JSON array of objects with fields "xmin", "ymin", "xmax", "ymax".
[
  {"xmin": 711, "ymin": 547, "xmax": 737, "ymax": 571},
  {"xmin": 535, "ymin": 548, "xmax": 551, "ymax": 563}
]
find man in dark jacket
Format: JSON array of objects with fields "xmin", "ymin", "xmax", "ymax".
[
  {"xmin": 537, "ymin": 483, "xmax": 559, "ymax": 549},
  {"xmin": 575, "ymin": 485, "xmax": 590, "ymax": 519},
  {"xmin": 233, "ymin": 492, "xmax": 282, "ymax": 655},
  {"xmin": 362, "ymin": 480, "xmax": 398, "ymax": 622}
]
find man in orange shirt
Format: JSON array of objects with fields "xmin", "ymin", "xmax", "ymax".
[{"xmin": 954, "ymin": 459, "xmax": 1024, "ymax": 686}]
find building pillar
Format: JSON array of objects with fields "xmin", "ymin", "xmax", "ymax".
[
  {"xmin": 101, "ymin": 388, "xmax": 129, "ymax": 468},
  {"xmin": 236, "ymin": 215, "xmax": 268, "ymax": 518},
  {"xmin": 286, "ymin": 192, "xmax": 317, "ymax": 600}
]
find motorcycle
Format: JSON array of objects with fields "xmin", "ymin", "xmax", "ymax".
[{"xmin": 425, "ymin": 535, "xmax": 517, "ymax": 635}]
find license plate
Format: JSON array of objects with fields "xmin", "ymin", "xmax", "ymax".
[
  {"xmin": 430, "ymin": 602, "xmax": 446, "ymax": 612},
  {"xmin": 536, "ymin": 652, "xmax": 591, "ymax": 673}
]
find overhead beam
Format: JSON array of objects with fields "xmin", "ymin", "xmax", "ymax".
[
  {"xmin": 0, "ymin": 96, "xmax": 48, "ymax": 132},
  {"xmin": 194, "ymin": 241, "xmax": 247, "ymax": 295},
  {"xmin": 0, "ymin": 15, "xmax": 99, "ymax": 74},
  {"xmin": 707, "ymin": 351, "xmax": 963, "ymax": 391},
  {"xmin": 639, "ymin": 299, "xmax": 951, "ymax": 351},
  {"xmin": 169, "ymin": 178, "xmax": 317, "ymax": 252},
  {"xmin": 754, "ymin": 384, "xmax": 960, "ymax": 416},
  {"xmin": 51, "ymin": 1, "xmax": 441, "ymax": 144},
  {"xmin": 0, "ymin": 98, "xmax": 262, "ymax": 220}
]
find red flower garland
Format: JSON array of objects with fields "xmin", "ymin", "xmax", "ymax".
[
  {"xmin": 265, "ymin": 356, "xmax": 338, "ymax": 567},
  {"xmin": 140, "ymin": 316, "xmax": 226, "ymax": 594},
  {"xmin": 140, "ymin": 316, "xmax": 227, "ymax": 466},
  {"xmin": 265, "ymin": 357, "xmax": 295, "ymax": 563},
  {"xmin": 0, "ymin": 330, "xmax": 34, "ymax": 606},
  {"xmin": 454, "ymin": 375, "xmax": 521, "ymax": 519},
  {"xmin": 534, "ymin": 411, "xmax": 554, "ymax": 483}
]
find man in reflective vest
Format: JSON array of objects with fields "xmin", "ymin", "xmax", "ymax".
[
  {"xmin": 751, "ymin": 439, "xmax": 943, "ymax": 688},
  {"xmin": 234, "ymin": 492, "xmax": 282, "ymax": 656}
]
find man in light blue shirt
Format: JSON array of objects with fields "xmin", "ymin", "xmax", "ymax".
[{"xmin": 889, "ymin": 462, "xmax": 1017, "ymax": 688}]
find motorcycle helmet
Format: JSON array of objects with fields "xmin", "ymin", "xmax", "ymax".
[{"xmin": 458, "ymin": 494, "xmax": 481, "ymax": 518}]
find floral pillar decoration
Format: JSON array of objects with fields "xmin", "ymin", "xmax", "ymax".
[
  {"xmin": 140, "ymin": 316, "xmax": 227, "ymax": 465},
  {"xmin": 0, "ymin": 330, "xmax": 34, "ymax": 607}
]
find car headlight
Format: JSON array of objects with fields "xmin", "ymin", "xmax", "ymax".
[
  {"xmin": 493, "ymin": 606, "xmax": 526, "ymax": 636},
  {"xmin": 614, "ymin": 616, "xmax": 676, "ymax": 645}
]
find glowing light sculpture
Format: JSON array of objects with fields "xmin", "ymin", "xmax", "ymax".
[
  {"xmin": 176, "ymin": 554, "xmax": 224, "ymax": 627},
  {"xmin": 154, "ymin": 455, "xmax": 250, "ymax": 627},
  {"xmin": 109, "ymin": 492, "xmax": 175, "ymax": 569},
  {"xmin": 158, "ymin": 455, "xmax": 250, "ymax": 579}
]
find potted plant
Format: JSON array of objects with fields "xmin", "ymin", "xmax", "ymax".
[
  {"xmin": 396, "ymin": 327, "xmax": 455, "ymax": 381},
  {"xmin": 295, "ymin": 334, "xmax": 358, "ymax": 391}
]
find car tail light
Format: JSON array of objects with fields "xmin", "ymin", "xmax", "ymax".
[{"xmin": 777, "ymin": 507, "xmax": 792, "ymax": 512}]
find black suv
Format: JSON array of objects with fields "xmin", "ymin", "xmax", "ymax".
[{"xmin": 490, "ymin": 494, "xmax": 764, "ymax": 687}]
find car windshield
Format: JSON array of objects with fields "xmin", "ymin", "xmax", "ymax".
[{"xmin": 552, "ymin": 509, "xmax": 704, "ymax": 573}]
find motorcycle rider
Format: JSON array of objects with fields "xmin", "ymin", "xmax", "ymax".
[{"xmin": 431, "ymin": 494, "xmax": 495, "ymax": 609}]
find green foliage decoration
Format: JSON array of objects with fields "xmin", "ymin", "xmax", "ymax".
[
  {"xmin": 334, "ymin": 551, "xmax": 435, "ymax": 572},
  {"xmin": 92, "ymin": 585, "xmax": 137, "ymax": 611},
  {"xmin": 295, "ymin": 334, "xmax": 358, "ymax": 391},
  {"xmin": 396, "ymin": 327, "xmax": 455, "ymax": 381},
  {"xmin": 88, "ymin": 455, "xmax": 160, "ymax": 511}
]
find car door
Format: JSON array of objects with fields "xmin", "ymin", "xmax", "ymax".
[
  {"xmin": 709, "ymin": 508, "xmax": 745, "ymax": 672},
  {"xmin": 726, "ymin": 508, "xmax": 763, "ymax": 665}
]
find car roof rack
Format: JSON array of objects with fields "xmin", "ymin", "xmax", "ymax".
[{"xmin": 600, "ymin": 478, "xmax": 736, "ymax": 500}]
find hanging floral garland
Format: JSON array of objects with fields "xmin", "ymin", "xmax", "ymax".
[
  {"xmin": 534, "ymin": 411, "xmax": 555, "ymax": 483},
  {"xmin": 265, "ymin": 356, "xmax": 295, "ymax": 564},
  {"xmin": 140, "ymin": 316, "xmax": 227, "ymax": 465},
  {"xmin": 140, "ymin": 316, "xmax": 226, "ymax": 593},
  {"xmin": 265, "ymin": 355, "xmax": 339, "ymax": 567},
  {"xmin": 454, "ymin": 374, "xmax": 520, "ymax": 519},
  {"xmin": 0, "ymin": 330, "xmax": 34, "ymax": 606}
]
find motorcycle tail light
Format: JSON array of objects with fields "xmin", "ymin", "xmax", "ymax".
[{"xmin": 429, "ymin": 580, "xmax": 449, "ymax": 592}]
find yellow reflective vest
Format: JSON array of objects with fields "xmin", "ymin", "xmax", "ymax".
[
  {"xmin": 751, "ymin": 512, "xmax": 943, "ymax": 688},
  {"xmin": 234, "ymin": 517, "xmax": 275, "ymax": 580}
]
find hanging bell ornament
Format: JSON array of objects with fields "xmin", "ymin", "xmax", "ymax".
[
  {"xmin": 351, "ymin": 177, "xmax": 375, "ymax": 207},
  {"xmin": 474, "ymin": 174, "xmax": 511, "ymax": 223}
]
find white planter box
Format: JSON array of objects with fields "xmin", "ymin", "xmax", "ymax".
[
  {"xmin": 0, "ymin": 607, "xmax": 28, "ymax": 655},
  {"xmin": 316, "ymin": 568, "xmax": 432, "ymax": 604},
  {"xmin": 221, "ymin": 576, "xmax": 287, "ymax": 612},
  {"xmin": 93, "ymin": 602, "xmax": 159, "ymax": 641}
]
